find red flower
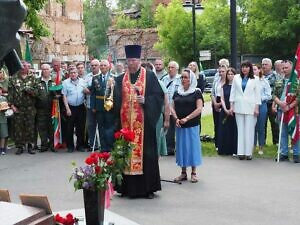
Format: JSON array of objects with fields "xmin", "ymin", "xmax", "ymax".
[
  {"xmin": 55, "ymin": 213, "xmax": 65, "ymax": 224},
  {"xmin": 85, "ymin": 157, "xmax": 97, "ymax": 165},
  {"xmin": 106, "ymin": 160, "xmax": 114, "ymax": 166},
  {"xmin": 102, "ymin": 152, "xmax": 110, "ymax": 161},
  {"xmin": 65, "ymin": 213, "xmax": 75, "ymax": 225},
  {"xmin": 114, "ymin": 131, "xmax": 122, "ymax": 139},
  {"xmin": 95, "ymin": 165, "xmax": 102, "ymax": 174},
  {"xmin": 123, "ymin": 130, "xmax": 135, "ymax": 142}
]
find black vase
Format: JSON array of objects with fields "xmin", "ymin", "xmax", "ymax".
[{"xmin": 83, "ymin": 189, "xmax": 105, "ymax": 225}]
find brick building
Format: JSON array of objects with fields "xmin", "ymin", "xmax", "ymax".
[{"xmin": 23, "ymin": 0, "xmax": 87, "ymax": 64}]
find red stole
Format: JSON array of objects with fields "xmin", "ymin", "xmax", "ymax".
[{"xmin": 121, "ymin": 67, "xmax": 146, "ymax": 175}]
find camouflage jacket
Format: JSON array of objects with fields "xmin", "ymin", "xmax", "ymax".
[
  {"xmin": 8, "ymin": 73, "xmax": 38, "ymax": 108},
  {"xmin": 35, "ymin": 77, "xmax": 54, "ymax": 111}
]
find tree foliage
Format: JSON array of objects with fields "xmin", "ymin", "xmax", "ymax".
[
  {"xmin": 24, "ymin": 0, "xmax": 51, "ymax": 37},
  {"xmin": 115, "ymin": 0, "xmax": 156, "ymax": 29},
  {"xmin": 83, "ymin": 0, "xmax": 111, "ymax": 58},
  {"xmin": 155, "ymin": 0, "xmax": 231, "ymax": 66},
  {"xmin": 155, "ymin": 0, "xmax": 300, "ymax": 66},
  {"xmin": 242, "ymin": 0, "xmax": 300, "ymax": 58},
  {"xmin": 117, "ymin": 0, "xmax": 137, "ymax": 10}
]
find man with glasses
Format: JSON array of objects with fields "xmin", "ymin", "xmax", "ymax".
[
  {"xmin": 161, "ymin": 61, "xmax": 181, "ymax": 155},
  {"xmin": 114, "ymin": 45, "xmax": 164, "ymax": 199}
]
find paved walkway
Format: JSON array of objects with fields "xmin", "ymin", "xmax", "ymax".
[{"xmin": 0, "ymin": 151, "xmax": 299, "ymax": 225}]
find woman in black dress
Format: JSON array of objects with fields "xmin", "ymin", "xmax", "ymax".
[{"xmin": 218, "ymin": 68, "xmax": 237, "ymax": 155}]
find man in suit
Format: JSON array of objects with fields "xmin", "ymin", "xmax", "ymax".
[{"xmin": 90, "ymin": 59, "xmax": 115, "ymax": 152}]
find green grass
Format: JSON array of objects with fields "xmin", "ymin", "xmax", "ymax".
[
  {"xmin": 201, "ymin": 114, "xmax": 279, "ymax": 159},
  {"xmin": 203, "ymin": 93, "xmax": 211, "ymax": 103}
]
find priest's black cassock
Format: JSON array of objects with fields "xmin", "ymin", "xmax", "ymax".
[{"xmin": 114, "ymin": 67, "xmax": 164, "ymax": 197}]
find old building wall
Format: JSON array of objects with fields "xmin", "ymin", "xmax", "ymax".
[
  {"xmin": 30, "ymin": 0, "xmax": 87, "ymax": 63},
  {"xmin": 107, "ymin": 28, "xmax": 160, "ymax": 62}
]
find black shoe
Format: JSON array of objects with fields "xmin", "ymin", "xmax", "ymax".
[
  {"xmin": 50, "ymin": 148, "xmax": 57, "ymax": 153},
  {"xmin": 39, "ymin": 148, "xmax": 48, "ymax": 152},
  {"xmin": 278, "ymin": 154, "xmax": 289, "ymax": 162},
  {"xmin": 77, "ymin": 147, "xmax": 85, "ymax": 152},
  {"xmin": 246, "ymin": 156, "xmax": 252, "ymax": 160},
  {"xmin": 238, "ymin": 155, "xmax": 245, "ymax": 160},
  {"xmin": 293, "ymin": 155, "xmax": 299, "ymax": 163},
  {"xmin": 145, "ymin": 192, "xmax": 155, "ymax": 199},
  {"xmin": 27, "ymin": 144, "xmax": 36, "ymax": 154},
  {"xmin": 15, "ymin": 148, "xmax": 23, "ymax": 155},
  {"xmin": 167, "ymin": 151, "xmax": 175, "ymax": 156},
  {"xmin": 67, "ymin": 148, "xmax": 74, "ymax": 153}
]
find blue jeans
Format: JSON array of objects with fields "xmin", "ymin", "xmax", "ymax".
[
  {"xmin": 254, "ymin": 102, "xmax": 268, "ymax": 146},
  {"xmin": 280, "ymin": 116, "xmax": 300, "ymax": 156}
]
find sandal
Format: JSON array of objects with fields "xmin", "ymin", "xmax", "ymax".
[
  {"xmin": 191, "ymin": 172, "xmax": 198, "ymax": 183},
  {"xmin": 174, "ymin": 172, "xmax": 187, "ymax": 182}
]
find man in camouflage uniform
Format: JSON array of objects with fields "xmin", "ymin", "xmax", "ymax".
[
  {"xmin": 273, "ymin": 60, "xmax": 299, "ymax": 163},
  {"xmin": 8, "ymin": 61, "xmax": 37, "ymax": 154},
  {"xmin": 36, "ymin": 63, "xmax": 55, "ymax": 152}
]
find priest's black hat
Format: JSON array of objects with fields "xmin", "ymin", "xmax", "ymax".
[{"xmin": 125, "ymin": 45, "xmax": 142, "ymax": 59}]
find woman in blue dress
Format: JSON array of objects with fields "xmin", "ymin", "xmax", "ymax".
[
  {"xmin": 218, "ymin": 68, "xmax": 238, "ymax": 155},
  {"xmin": 171, "ymin": 69, "xmax": 203, "ymax": 183}
]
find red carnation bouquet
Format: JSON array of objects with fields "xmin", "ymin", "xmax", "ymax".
[
  {"xmin": 70, "ymin": 128, "xmax": 135, "ymax": 191},
  {"xmin": 54, "ymin": 213, "xmax": 78, "ymax": 225}
]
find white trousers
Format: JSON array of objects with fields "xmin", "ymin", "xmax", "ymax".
[{"xmin": 235, "ymin": 113, "xmax": 257, "ymax": 156}]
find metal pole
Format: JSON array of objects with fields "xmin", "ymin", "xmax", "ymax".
[
  {"xmin": 230, "ymin": 0, "xmax": 237, "ymax": 69},
  {"xmin": 192, "ymin": 0, "xmax": 197, "ymax": 62}
]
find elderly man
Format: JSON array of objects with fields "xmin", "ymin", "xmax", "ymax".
[
  {"xmin": 62, "ymin": 68, "xmax": 88, "ymax": 152},
  {"xmin": 115, "ymin": 62, "xmax": 124, "ymax": 76},
  {"xmin": 85, "ymin": 59, "xmax": 101, "ymax": 151},
  {"xmin": 273, "ymin": 60, "xmax": 299, "ymax": 163},
  {"xmin": 161, "ymin": 61, "xmax": 181, "ymax": 155},
  {"xmin": 90, "ymin": 59, "xmax": 115, "ymax": 152},
  {"xmin": 36, "ymin": 64, "xmax": 55, "ymax": 152},
  {"xmin": 114, "ymin": 45, "xmax": 164, "ymax": 199},
  {"xmin": 8, "ymin": 61, "xmax": 37, "ymax": 155},
  {"xmin": 262, "ymin": 58, "xmax": 281, "ymax": 145},
  {"xmin": 274, "ymin": 60, "xmax": 284, "ymax": 78}
]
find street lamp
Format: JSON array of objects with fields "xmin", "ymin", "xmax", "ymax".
[{"xmin": 183, "ymin": 0, "xmax": 204, "ymax": 63}]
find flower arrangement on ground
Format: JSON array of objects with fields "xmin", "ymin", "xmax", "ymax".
[
  {"xmin": 70, "ymin": 128, "xmax": 135, "ymax": 191},
  {"xmin": 54, "ymin": 213, "xmax": 78, "ymax": 225}
]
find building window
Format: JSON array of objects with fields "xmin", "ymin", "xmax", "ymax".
[{"xmin": 62, "ymin": 2, "xmax": 66, "ymax": 16}]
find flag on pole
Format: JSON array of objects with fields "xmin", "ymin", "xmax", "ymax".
[
  {"xmin": 52, "ymin": 99, "xmax": 62, "ymax": 149},
  {"xmin": 25, "ymin": 37, "xmax": 32, "ymax": 65},
  {"xmin": 107, "ymin": 54, "xmax": 112, "ymax": 70},
  {"xmin": 283, "ymin": 43, "xmax": 300, "ymax": 144}
]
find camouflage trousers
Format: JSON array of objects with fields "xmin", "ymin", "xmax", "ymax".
[
  {"xmin": 12, "ymin": 107, "xmax": 36, "ymax": 148},
  {"xmin": 36, "ymin": 111, "xmax": 53, "ymax": 150}
]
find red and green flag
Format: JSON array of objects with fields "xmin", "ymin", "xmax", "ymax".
[
  {"xmin": 283, "ymin": 43, "xmax": 300, "ymax": 144},
  {"xmin": 52, "ymin": 99, "xmax": 62, "ymax": 149}
]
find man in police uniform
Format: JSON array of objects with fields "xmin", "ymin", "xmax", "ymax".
[
  {"xmin": 8, "ymin": 60, "xmax": 37, "ymax": 154},
  {"xmin": 90, "ymin": 59, "xmax": 115, "ymax": 152},
  {"xmin": 36, "ymin": 63, "xmax": 55, "ymax": 152}
]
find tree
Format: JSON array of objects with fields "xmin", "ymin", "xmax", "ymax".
[
  {"xmin": 114, "ymin": 0, "xmax": 155, "ymax": 29},
  {"xmin": 155, "ymin": 0, "xmax": 232, "ymax": 66},
  {"xmin": 241, "ymin": 0, "xmax": 300, "ymax": 58},
  {"xmin": 83, "ymin": 0, "xmax": 111, "ymax": 58},
  {"xmin": 23, "ymin": 0, "xmax": 64, "ymax": 38},
  {"xmin": 117, "ymin": 0, "xmax": 137, "ymax": 10},
  {"xmin": 155, "ymin": 0, "xmax": 196, "ymax": 66}
]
